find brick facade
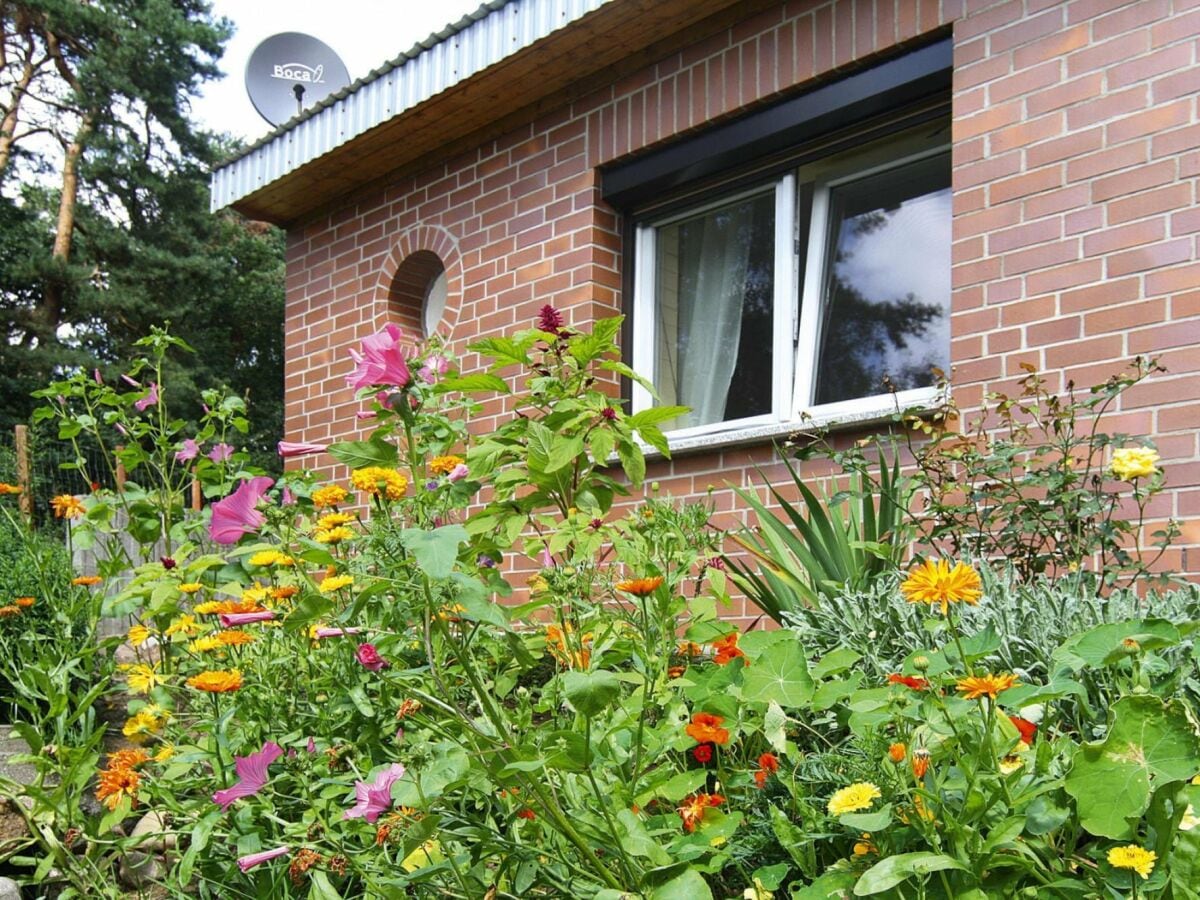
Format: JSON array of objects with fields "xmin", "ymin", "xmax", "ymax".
[{"xmin": 281, "ymin": 0, "xmax": 1200, "ymax": 620}]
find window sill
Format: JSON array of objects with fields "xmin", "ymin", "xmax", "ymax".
[{"xmin": 639, "ymin": 386, "xmax": 943, "ymax": 462}]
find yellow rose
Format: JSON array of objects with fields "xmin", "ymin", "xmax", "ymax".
[{"xmin": 1110, "ymin": 447, "xmax": 1159, "ymax": 481}]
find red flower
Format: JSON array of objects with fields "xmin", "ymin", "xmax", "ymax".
[
  {"xmin": 757, "ymin": 752, "xmax": 779, "ymax": 773},
  {"xmin": 516, "ymin": 808, "xmax": 536, "ymax": 820},
  {"xmin": 1009, "ymin": 715, "xmax": 1037, "ymax": 744},
  {"xmin": 692, "ymin": 744, "xmax": 713, "ymax": 764},
  {"xmin": 887, "ymin": 673, "xmax": 929, "ymax": 691},
  {"xmin": 754, "ymin": 769, "xmax": 768, "ymax": 789},
  {"xmin": 536, "ymin": 304, "xmax": 565, "ymax": 335},
  {"xmin": 712, "ymin": 632, "xmax": 746, "ymax": 666}
]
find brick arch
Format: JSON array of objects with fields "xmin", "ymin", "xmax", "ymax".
[{"xmin": 371, "ymin": 225, "xmax": 462, "ymax": 339}]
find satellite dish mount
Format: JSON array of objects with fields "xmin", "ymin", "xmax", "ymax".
[{"xmin": 245, "ymin": 32, "xmax": 350, "ymax": 128}]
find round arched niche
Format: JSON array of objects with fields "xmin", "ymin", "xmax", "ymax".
[{"xmin": 387, "ymin": 249, "xmax": 447, "ymax": 338}]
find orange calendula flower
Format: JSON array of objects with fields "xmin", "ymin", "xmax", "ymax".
[
  {"xmin": 677, "ymin": 792, "xmax": 724, "ymax": 832},
  {"xmin": 888, "ymin": 742, "xmax": 906, "ymax": 763},
  {"xmin": 216, "ymin": 630, "xmax": 255, "ymax": 647},
  {"xmin": 615, "ymin": 575, "xmax": 664, "ymax": 596},
  {"xmin": 0, "ymin": 605, "xmax": 20, "ymax": 618},
  {"xmin": 270, "ymin": 584, "xmax": 300, "ymax": 601},
  {"xmin": 712, "ymin": 632, "xmax": 746, "ymax": 665},
  {"xmin": 186, "ymin": 669, "xmax": 243, "ymax": 693},
  {"xmin": 72, "ymin": 575, "xmax": 102, "ymax": 586},
  {"xmin": 51, "ymin": 494, "xmax": 86, "ymax": 519},
  {"xmin": 667, "ymin": 665, "xmax": 686, "ymax": 679},
  {"xmin": 0, "ymin": 482, "xmax": 22, "ymax": 494},
  {"xmin": 911, "ymin": 747, "xmax": 931, "ymax": 779},
  {"xmin": 685, "ymin": 712, "xmax": 730, "ymax": 746},
  {"xmin": 14, "ymin": 597, "xmax": 34, "ymax": 608},
  {"xmin": 956, "ymin": 672, "xmax": 1019, "ymax": 701},
  {"xmin": 429, "ymin": 455, "xmax": 465, "ymax": 476},
  {"xmin": 96, "ymin": 765, "xmax": 140, "ymax": 811},
  {"xmin": 900, "ymin": 558, "xmax": 983, "ymax": 614},
  {"xmin": 312, "ymin": 484, "xmax": 349, "ymax": 508}
]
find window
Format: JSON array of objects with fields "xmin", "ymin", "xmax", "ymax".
[{"xmin": 631, "ymin": 122, "xmax": 951, "ymax": 438}]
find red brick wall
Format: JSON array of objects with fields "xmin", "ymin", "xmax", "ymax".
[{"xmin": 282, "ymin": 0, "xmax": 1200, "ymax": 619}]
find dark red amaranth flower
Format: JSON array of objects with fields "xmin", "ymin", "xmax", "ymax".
[
  {"xmin": 536, "ymin": 304, "xmax": 565, "ymax": 335},
  {"xmin": 161, "ymin": 556, "xmax": 176, "ymax": 570},
  {"xmin": 601, "ymin": 406, "xmax": 618, "ymax": 421}
]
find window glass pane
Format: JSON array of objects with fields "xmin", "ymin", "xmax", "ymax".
[
  {"xmin": 813, "ymin": 152, "xmax": 951, "ymax": 406},
  {"xmin": 654, "ymin": 190, "xmax": 775, "ymax": 430}
]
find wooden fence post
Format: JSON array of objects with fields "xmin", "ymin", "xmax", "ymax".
[
  {"xmin": 115, "ymin": 445, "xmax": 126, "ymax": 492},
  {"xmin": 14, "ymin": 424, "xmax": 32, "ymax": 526}
]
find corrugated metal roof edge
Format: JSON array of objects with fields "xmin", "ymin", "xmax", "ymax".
[{"xmin": 214, "ymin": 0, "xmax": 515, "ymax": 169}]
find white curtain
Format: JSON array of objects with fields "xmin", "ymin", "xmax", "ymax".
[{"xmin": 668, "ymin": 201, "xmax": 755, "ymax": 428}]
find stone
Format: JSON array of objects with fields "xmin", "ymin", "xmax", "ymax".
[
  {"xmin": 118, "ymin": 850, "xmax": 166, "ymax": 889},
  {"xmin": 129, "ymin": 809, "xmax": 176, "ymax": 851},
  {"xmin": 0, "ymin": 876, "xmax": 20, "ymax": 900}
]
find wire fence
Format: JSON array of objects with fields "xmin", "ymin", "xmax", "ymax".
[{"xmin": 0, "ymin": 423, "xmax": 119, "ymax": 529}]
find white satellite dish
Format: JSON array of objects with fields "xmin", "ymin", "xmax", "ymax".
[{"xmin": 245, "ymin": 32, "xmax": 351, "ymax": 128}]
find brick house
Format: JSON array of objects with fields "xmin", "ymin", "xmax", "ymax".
[{"xmin": 212, "ymin": 0, "xmax": 1200, "ymax": 614}]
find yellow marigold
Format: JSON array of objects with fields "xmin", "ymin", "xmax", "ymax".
[
  {"xmin": 249, "ymin": 550, "xmax": 293, "ymax": 567},
  {"xmin": 120, "ymin": 663, "xmax": 164, "ymax": 695},
  {"xmin": 216, "ymin": 629, "xmax": 255, "ymax": 647},
  {"xmin": 165, "ymin": 614, "xmax": 200, "ymax": 637},
  {"xmin": 188, "ymin": 635, "xmax": 224, "ymax": 653},
  {"xmin": 429, "ymin": 454, "xmax": 465, "ymax": 476},
  {"xmin": 1110, "ymin": 447, "xmax": 1160, "ymax": 482},
  {"xmin": 956, "ymin": 672, "xmax": 1019, "ymax": 701},
  {"xmin": 901, "ymin": 559, "xmax": 982, "ymax": 614},
  {"xmin": 14, "ymin": 596, "xmax": 34, "ymax": 608},
  {"xmin": 72, "ymin": 575, "xmax": 102, "ymax": 586},
  {"xmin": 319, "ymin": 574, "xmax": 354, "ymax": 593},
  {"xmin": 0, "ymin": 605, "xmax": 20, "ymax": 618},
  {"xmin": 0, "ymin": 482, "xmax": 21, "ymax": 494},
  {"xmin": 179, "ymin": 582, "xmax": 203, "ymax": 594},
  {"xmin": 317, "ymin": 512, "xmax": 355, "ymax": 529},
  {"xmin": 128, "ymin": 624, "xmax": 151, "ymax": 647},
  {"xmin": 312, "ymin": 484, "xmax": 349, "ymax": 508},
  {"xmin": 1107, "ymin": 845, "xmax": 1157, "ymax": 879},
  {"xmin": 315, "ymin": 526, "xmax": 355, "ymax": 544},
  {"xmin": 186, "ymin": 669, "xmax": 243, "ymax": 693},
  {"xmin": 616, "ymin": 575, "xmax": 665, "ymax": 596},
  {"xmin": 51, "ymin": 494, "xmax": 86, "ymax": 519},
  {"xmin": 122, "ymin": 706, "xmax": 167, "ymax": 741},
  {"xmin": 350, "ymin": 466, "xmax": 408, "ymax": 501},
  {"xmin": 827, "ymin": 782, "xmax": 881, "ymax": 816}
]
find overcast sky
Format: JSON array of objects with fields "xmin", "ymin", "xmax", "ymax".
[{"xmin": 192, "ymin": 0, "xmax": 486, "ymax": 143}]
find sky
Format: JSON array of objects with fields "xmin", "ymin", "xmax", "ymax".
[{"xmin": 192, "ymin": 0, "xmax": 486, "ymax": 143}]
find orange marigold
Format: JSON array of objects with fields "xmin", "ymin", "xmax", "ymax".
[
  {"xmin": 685, "ymin": 712, "xmax": 730, "ymax": 746},
  {"xmin": 51, "ymin": 494, "xmax": 86, "ymax": 519},
  {"xmin": 186, "ymin": 669, "xmax": 243, "ymax": 693},
  {"xmin": 888, "ymin": 742, "xmax": 907, "ymax": 763},
  {"xmin": 615, "ymin": 575, "xmax": 664, "ymax": 596},
  {"xmin": 900, "ymin": 558, "xmax": 983, "ymax": 614},
  {"xmin": 71, "ymin": 575, "xmax": 102, "ymax": 586}
]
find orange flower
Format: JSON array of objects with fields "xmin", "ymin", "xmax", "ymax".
[
  {"xmin": 758, "ymin": 752, "xmax": 780, "ymax": 773},
  {"xmin": 911, "ymin": 747, "xmax": 931, "ymax": 779},
  {"xmin": 96, "ymin": 766, "xmax": 140, "ymax": 810},
  {"xmin": 685, "ymin": 712, "xmax": 729, "ymax": 746},
  {"xmin": 754, "ymin": 769, "xmax": 769, "ymax": 789},
  {"xmin": 0, "ymin": 482, "xmax": 22, "ymax": 494},
  {"xmin": 888, "ymin": 742, "xmax": 906, "ymax": 763},
  {"xmin": 1009, "ymin": 715, "xmax": 1037, "ymax": 744},
  {"xmin": 186, "ymin": 669, "xmax": 243, "ymax": 693},
  {"xmin": 900, "ymin": 558, "xmax": 983, "ymax": 614},
  {"xmin": 107, "ymin": 748, "xmax": 150, "ymax": 772},
  {"xmin": 71, "ymin": 575, "xmax": 102, "ymax": 587},
  {"xmin": 667, "ymin": 665, "xmax": 686, "ymax": 679},
  {"xmin": 887, "ymin": 673, "xmax": 929, "ymax": 691},
  {"xmin": 216, "ymin": 630, "xmax": 255, "ymax": 647},
  {"xmin": 515, "ymin": 808, "xmax": 536, "ymax": 820},
  {"xmin": 711, "ymin": 632, "xmax": 745, "ymax": 666},
  {"xmin": 956, "ymin": 672, "xmax": 1019, "ymax": 701},
  {"xmin": 615, "ymin": 575, "xmax": 664, "ymax": 596},
  {"xmin": 0, "ymin": 605, "xmax": 20, "ymax": 618},
  {"xmin": 51, "ymin": 494, "xmax": 86, "ymax": 519},
  {"xmin": 14, "ymin": 597, "xmax": 34, "ymax": 608},
  {"xmin": 429, "ymin": 455, "xmax": 465, "ymax": 476},
  {"xmin": 270, "ymin": 585, "xmax": 300, "ymax": 602},
  {"xmin": 396, "ymin": 699, "xmax": 423, "ymax": 719},
  {"xmin": 677, "ymin": 792, "xmax": 724, "ymax": 832}
]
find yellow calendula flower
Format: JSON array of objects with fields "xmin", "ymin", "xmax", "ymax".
[
  {"xmin": 350, "ymin": 466, "xmax": 408, "ymax": 501},
  {"xmin": 315, "ymin": 526, "xmax": 355, "ymax": 544},
  {"xmin": 249, "ymin": 550, "xmax": 285, "ymax": 567},
  {"xmin": 956, "ymin": 672, "xmax": 1020, "ymax": 701},
  {"xmin": 188, "ymin": 635, "xmax": 224, "ymax": 653},
  {"xmin": 900, "ymin": 558, "xmax": 983, "ymax": 614},
  {"xmin": 827, "ymin": 782, "xmax": 881, "ymax": 816},
  {"xmin": 120, "ymin": 663, "xmax": 164, "ymax": 695},
  {"xmin": 193, "ymin": 600, "xmax": 223, "ymax": 615},
  {"xmin": 429, "ymin": 455, "xmax": 465, "ymax": 476},
  {"xmin": 242, "ymin": 585, "xmax": 269, "ymax": 605},
  {"xmin": 1110, "ymin": 447, "xmax": 1159, "ymax": 482},
  {"xmin": 312, "ymin": 484, "xmax": 349, "ymax": 508},
  {"xmin": 179, "ymin": 582, "xmax": 203, "ymax": 594},
  {"xmin": 154, "ymin": 744, "xmax": 175, "ymax": 763},
  {"xmin": 319, "ymin": 574, "xmax": 354, "ymax": 593},
  {"xmin": 1107, "ymin": 845, "xmax": 1156, "ymax": 879},
  {"xmin": 165, "ymin": 614, "xmax": 200, "ymax": 637},
  {"xmin": 127, "ymin": 624, "xmax": 151, "ymax": 647},
  {"xmin": 123, "ymin": 706, "xmax": 167, "ymax": 741}
]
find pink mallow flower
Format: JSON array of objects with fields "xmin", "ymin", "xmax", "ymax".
[
  {"xmin": 175, "ymin": 438, "xmax": 200, "ymax": 462},
  {"xmin": 237, "ymin": 846, "xmax": 290, "ymax": 872},
  {"xmin": 418, "ymin": 354, "xmax": 450, "ymax": 383},
  {"xmin": 213, "ymin": 741, "xmax": 284, "ymax": 811},
  {"xmin": 208, "ymin": 443, "xmax": 233, "ymax": 463},
  {"xmin": 356, "ymin": 643, "xmax": 389, "ymax": 671},
  {"xmin": 134, "ymin": 382, "xmax": 158, "ymax": 412},
  {"xmin": 316, "ymin": 627, "xmax": 363, "ymax": 638},
  {"xmin": 277, "ymin": 441, "xmax": 327, "ymax": 458},
  {"xmin": 208, "ymin": 476, "xmax": 274, "ymax": 544},
  {"xmin": 219, "ymin": 611, "xmax": 276, "ymax": 628},
  {"xmin": 344, "ymin": 763, "xmax": 406, "ymax": 823},
  {"xmin": 347, "ymin": 324, "xmax": 411, "ymax": 391},
  {"xmin": 447, "ymin": 463, "xmax": 470, "ymax": 483}
]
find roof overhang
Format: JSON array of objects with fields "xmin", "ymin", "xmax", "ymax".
[{"xmin": 210, "ymin": 0, "xmax": 766, "ymax": 225}]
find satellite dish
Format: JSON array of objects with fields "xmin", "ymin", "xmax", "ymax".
[{"xmin": 245, "ymin": 32, "xmax": 351, "ymax": 128}]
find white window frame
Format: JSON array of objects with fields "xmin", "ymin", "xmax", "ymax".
[{"xmin": 631, "ymin": 142, "xmax": 948, "ymax": 444}]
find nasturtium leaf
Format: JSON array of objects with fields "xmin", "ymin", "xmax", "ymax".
[
  {"xmin": 852, "ymin": 852, "xmax": 967, "ymax": 895},
  {"xmin": 763, "ymin": 701, "xmax": 788, "ymax": 754},
  {"xmin": 741, "ymin": 639, "xmax": 814, "ymax": 708},
  {"xmin": 839, "ymin": 804, "xmax": 892, "ymax": 832},
  {"xmin": 792, "ymin": 871, "xmax": 859, "ymax": 899},
  {"xmin": 1024, "ymin": 793, "xmax": 1071, "ymax": 836},
  {"xmin": 812, "ymin": 647, "xmax": 862, "ymax": 679},
  {"xmin": 617, "ymin": 808, "xmax": 671, "ymax": 864},
  {"xmin": 561, "ymin": 669, "xmax": 622, "ymax": 718},
  {"xmin": 752, "ymin": 863, "xmax": 791, "ymax": 891},
  {"xmin": 326, "ymin": 435, "xmax": 398, "ymax": 468},
  {"xmin": 399, "ymin": 525, "xmax": 467, "ymax": 580},
  {"xmin": 1065, "ymin": 694, "xmax": 1200, "ymax": 838},
  {"xmin": 648, "ymin": 867, "xmax": 714, "ymax": 900},
  {"xmin": 1052, "ymin": 619, "xmax": 1181, "ymax": 673}
]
